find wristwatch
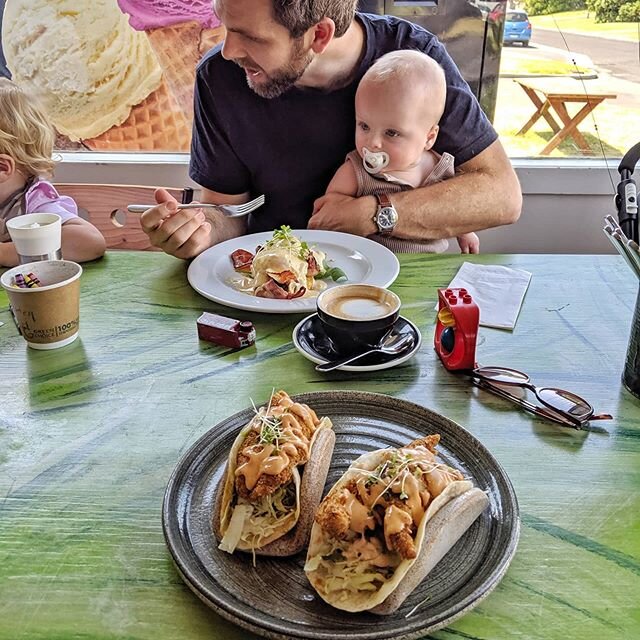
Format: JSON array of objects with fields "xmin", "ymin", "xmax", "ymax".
[{"xmin": 373, "ymin": 193, "xmax": 398, "ymax": 236}]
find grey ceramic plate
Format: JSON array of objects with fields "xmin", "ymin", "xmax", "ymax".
[{"xmin": 162, "ymin": 391, "xmax": 520, "ymax": 640}]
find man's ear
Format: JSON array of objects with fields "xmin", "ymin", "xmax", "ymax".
[
  {"xmin": 424, "ymin": 125, "xmax": 439, "ymax": 151},
  {"xmin": 0, "ymin": 154, "xmax": 16, "ymax": 182},
  {"xmin": 308, "ymin": 17, "xmax": 335, "ymax": 54}
]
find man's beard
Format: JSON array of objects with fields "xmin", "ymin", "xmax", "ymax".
[{"xmin": 239, "ymin": 39, "xmax": 313, "ymax": 99}]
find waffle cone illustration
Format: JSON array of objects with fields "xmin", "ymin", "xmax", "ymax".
[
  {"xmin": 146, "ymin": 20, "xmax": 201, "ymax": 122},
  {"xmin": 199, "ymin": 24, "xmax": 226, "ymax": 55},
  {"xmin": 146, "ymin": 21, "xmax": 225, "ymax": 122},
  {"xmin": 83, "ymin": 80, "xmax": 191, "ymax": 152}
]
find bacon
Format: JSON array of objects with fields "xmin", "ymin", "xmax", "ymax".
[
  {"xmin": 230, "ymin": 249, "xmax": 254, "ymax": 272},
  {"xmin": 269, "ymin": 270, "xmax": 298, "ymax": 285},
  {"xmin": 255, "ymin": 278, "xmax": 306, "ymax": 299},
  {"xmin": 307, "ymin": 254, "xmax": 320, "ymax": 278},
  {"xmin": 255, "ymin": 279, "xmax": 289, "ymax": 299},
  {"xmin": 289, "ymin": 286, "xmax": 306, "ymax": 299}
]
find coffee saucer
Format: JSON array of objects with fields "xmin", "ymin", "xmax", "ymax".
[{"xmin": 292, "ymin": 313, "xmax": 422, "ymax": 372}]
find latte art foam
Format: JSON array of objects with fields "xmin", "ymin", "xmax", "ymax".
[{"xmin": 326, "ymin": 296, "xmax": 395, "ymax": 320}]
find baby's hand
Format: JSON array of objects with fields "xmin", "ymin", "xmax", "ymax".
[{"xmin": 457, "ymin": 232, "xmax": 479, "ymax": 254}]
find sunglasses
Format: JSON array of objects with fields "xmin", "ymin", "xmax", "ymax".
[{"xmin": 468, "ymin": 366, "xmax": 612, "ymax": 429}]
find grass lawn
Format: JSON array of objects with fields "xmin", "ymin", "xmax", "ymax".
[
  {"xmin": 530, "ymin": 10, "xmax": 640, "ymax": 41},
  {"xmin": 499, "ymin": 57, "xmax": 592, "ymax": 76}
]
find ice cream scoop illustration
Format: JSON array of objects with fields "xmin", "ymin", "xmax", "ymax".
[{"xmin": 2, "ymin": 0, "xmax": 163, "ymax": 141}]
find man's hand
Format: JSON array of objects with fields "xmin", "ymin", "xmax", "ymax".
[
  {"xmin": 308, "ymin": 193, "xmax": 377, "ymax": 237},
  {"xmin": 457, "ymin": 232, "xmax": 480, "ymax": 254},
  {"xmin": 139, "ymin": 188, "xmax": 212, "ymax": 259}
]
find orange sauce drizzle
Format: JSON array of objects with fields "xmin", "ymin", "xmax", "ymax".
[{"xmin": 234, "ymin": 400, "xmax": 318, "ymax": 490}]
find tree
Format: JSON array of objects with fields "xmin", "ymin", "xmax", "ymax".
[
  {"xmin": 525, "ymin": 0, "xmax": 586, "ymax": 15},
  {"xmin": 584, "ymin": 0, "xmax": 639, "ymax": 20}
]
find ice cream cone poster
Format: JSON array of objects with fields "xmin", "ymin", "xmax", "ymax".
[{"xmin": 0, "ymin": 0, "xmax": 224, "ymax": 152}]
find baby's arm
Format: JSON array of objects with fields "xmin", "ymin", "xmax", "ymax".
[
  {"xmin": 324, "ymin": 160, "xmax": 359, "ymax": 197},
  {"xmin": 457, "ymin": 232, "xmax": 480, "ymax": 254},
  {"xmin": 60, "ymin": 218, "xmax": 106, "ymax": 262}
]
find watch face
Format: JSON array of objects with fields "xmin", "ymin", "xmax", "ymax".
[{"xmin": 377, "ymin": 206, "xmax": 398, "ymax": 229}]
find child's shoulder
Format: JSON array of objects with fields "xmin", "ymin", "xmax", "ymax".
[
  {"xmin": 25, "ymin": 179, "xmax": 78, "ymax": 220},
  {"xmin": 26, "ymin": 178, "xmax": 58, "ymax": 200}
]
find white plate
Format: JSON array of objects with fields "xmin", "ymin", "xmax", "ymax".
[{"xmin": 187, "ymin": 230, "xmax": 400, "ymax": 314}]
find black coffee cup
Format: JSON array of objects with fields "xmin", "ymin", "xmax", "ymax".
[{"xmin": 316, "ymin": 284, "xmax": 401, "ymax": 355}]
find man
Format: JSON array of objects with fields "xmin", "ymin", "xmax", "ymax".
[{"xmin": 141, "ymin": 0, "xmax": 521, "ymax": 259}]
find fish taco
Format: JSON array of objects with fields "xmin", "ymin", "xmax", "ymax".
[
  {"xmin": 304, "ymin": 435, "xmax": 489, "ymax": 613},
  {"xmin": 215, "ymin": 390, "xmax": 335, "ymax": 556}
]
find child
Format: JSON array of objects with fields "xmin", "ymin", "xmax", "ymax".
[
  {"xmin": 325, "ymin": 50, "xmax": 479, "ymax": 254},
  {"xmin": 0, "ymin": 79, "xmax": 105, "ymax": 267}
]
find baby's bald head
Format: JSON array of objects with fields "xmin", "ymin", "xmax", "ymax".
[{"xmin": 358, "ymin": 50, "xmax": 447, "ymax": 126}]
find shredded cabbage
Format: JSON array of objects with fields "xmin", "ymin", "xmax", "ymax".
[
  {"xmin": 238, "ymin": 482, "xmax": 297, "ymax": 550},
  {"xmin": 305, "ymin": 537, "xmax": 399, "ymax": 598}
]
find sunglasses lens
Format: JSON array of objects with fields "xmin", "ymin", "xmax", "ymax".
[
  {"xmin": 474, "ymin": 366, "xmax": 529, "ymax": 385},
  {"xmin": 537, "ymin": 388, "xmax": 593, "ymax": 420}
]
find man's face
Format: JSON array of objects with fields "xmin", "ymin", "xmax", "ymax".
[
  {"xmin": 215, "ymin": 0, "xmax": 314, "ymax": 99},
  {"xmin": 354, "ymin": 80, "xmax": 438, "ymax": 173}
]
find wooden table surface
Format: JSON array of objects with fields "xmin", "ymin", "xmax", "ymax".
[{"xmin": 1, "ymin": 251, "xmax": 639, "ymax": 640}]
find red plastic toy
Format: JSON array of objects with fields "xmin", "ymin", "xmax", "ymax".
[{"xmin": 434, "ymin": 288, "xmax": 479, "ymax": 370}]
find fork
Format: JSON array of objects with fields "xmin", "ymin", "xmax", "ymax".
[{"xmin": 127, "ymin": 194, "xmax": 265, "ymax": 218}]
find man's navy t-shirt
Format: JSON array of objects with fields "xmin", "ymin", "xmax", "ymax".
[{"xmin": 190, "ymin": 13, "xmax": 497, "ymax": 233}]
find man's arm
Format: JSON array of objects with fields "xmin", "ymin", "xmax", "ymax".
[{"xmin": 309, "ymin": 139, "xmax": 522, "ymax": 239}]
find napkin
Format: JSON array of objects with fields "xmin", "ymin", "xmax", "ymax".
[{"xmin": 441, "ymin": 262, "xmax": 532, "ymax": 330}]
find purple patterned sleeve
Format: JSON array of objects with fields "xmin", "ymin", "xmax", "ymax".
[{"xmin": 24, "ymin": 180, "xmax": 78, "ymax": 224}]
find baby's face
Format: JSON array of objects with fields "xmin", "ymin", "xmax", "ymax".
[{"xmin": 355, "ymin": 80, "xmax": 438, "ymax": 173}]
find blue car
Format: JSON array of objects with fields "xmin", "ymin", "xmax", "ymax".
[{"xmin": 503, "ymin": 10, "xmax": 532, "ymax": 46}]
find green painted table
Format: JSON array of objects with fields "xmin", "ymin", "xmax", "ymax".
[{"xmin": 1, "ymin": 252, "xmax": 639, "ymax": 640}]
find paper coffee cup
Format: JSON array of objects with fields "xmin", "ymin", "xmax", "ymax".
[
  {"xmin": 0, "ymin": 260, "xmax": 82, "ymax": 350},
  {"xmin": 6, "ymin": 213, "xmax": 62, "ymax": 264}
]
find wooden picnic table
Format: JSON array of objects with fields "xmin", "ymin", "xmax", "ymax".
[{"xmin": 515, "ymin": 78, "xmax": 617, "ymax": 155}]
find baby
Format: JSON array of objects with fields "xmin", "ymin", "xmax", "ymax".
[
  {"xmin": 325, "ymin": 49, "xmax": 479, "ymax": 254},
  {"xmin": 0, "ymin": 79, "xmax": 105, "ymax": 267}
]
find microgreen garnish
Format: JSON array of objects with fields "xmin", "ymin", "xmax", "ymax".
[
  {"xmin": 250, "ymin": 389, "xmax": 284, "ymax": 450},
  {"xmin": 270, "ymin": 225, "xmax": 293, "ymax": 244},
  {"xmin": 353, "ymin": 450, "xmax": 459, "ymax": 508},
  {"xmin": 298, "ymin": 240, "xmax": 310, "ymax": 260}
]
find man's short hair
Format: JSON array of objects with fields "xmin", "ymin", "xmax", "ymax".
[{"xmin": 272, "ymin": 0, "xmax": 358, "ymax": 38}]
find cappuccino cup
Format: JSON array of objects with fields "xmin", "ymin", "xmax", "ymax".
[{"xmin": 316, "ymin": 284, "xmax": 401, "ymax": 354}]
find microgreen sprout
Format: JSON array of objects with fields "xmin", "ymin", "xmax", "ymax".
[
  {"xmin": 353, "ymin": 450, "xmax": 458, "ymax": 508},
  {"xmin": 251, "ymin": 389, "xmax": 284, "ymax": 450}
]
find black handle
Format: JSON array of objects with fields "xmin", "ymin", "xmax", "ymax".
[{"xmin": 617, "ymin": 142, "xmax": 640, "ymax": 244}]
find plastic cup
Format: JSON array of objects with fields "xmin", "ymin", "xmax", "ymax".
[
  {"xmin": 0, "ymin": 260, "xmax": 82, "ymax": 350},
  {"xmin": 6, "ymin": 213, "xmax": 62, "ymax": 264}
]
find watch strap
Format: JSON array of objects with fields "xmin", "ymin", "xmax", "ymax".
[{"xmin": 375, "ymin": 193, "xmax": 392, "ymax": 208}]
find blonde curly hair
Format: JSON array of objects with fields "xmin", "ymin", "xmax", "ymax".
[{"xmin": 0, "ymin": 78, "xmax": 56, "ymax": 178}]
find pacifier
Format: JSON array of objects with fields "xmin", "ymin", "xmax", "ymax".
[{"xmin": 362, "ymin": 147, "xmax": 390, "ymax": 174}]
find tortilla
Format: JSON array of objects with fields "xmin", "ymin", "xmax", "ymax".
[
  {"xmin": 214, "ymin": 412, "xmax": 334, "ymax": 557},
  {"xmin": 304, "ymin": 446, "xmax": 489, "ymax": 612}
]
